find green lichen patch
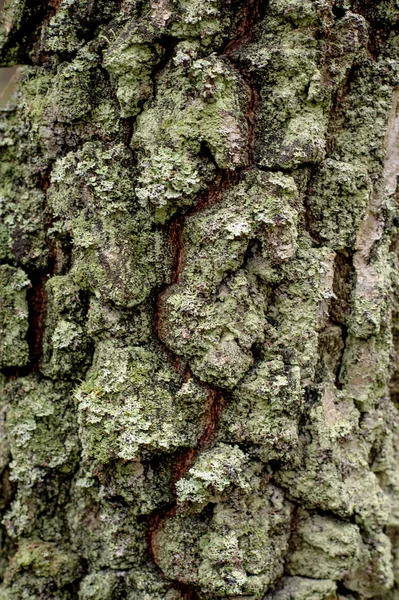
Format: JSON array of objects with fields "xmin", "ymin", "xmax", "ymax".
[
  {"xmin": 78, "ymin": 564, "xmax": 181, "ymax": 600},
  {"xmin": 263, "ymin": 576, "xmax": 337, "ymax": 600},
  {"xmin": 103, "ymin": 24, "xmax": 162, "ymax": 118},
  {"xmin": 43, "ymin": 0, "xmax": 119, "ymax": 56},
  {"xmin": 4, "ymin": 538, "xmax": 81, "ymax": 589},
  {"xmin": 92, "ymin": 458, "xmax": 174, "ymax": 515},
  {"xmin": 78, "ymin": 569, "xmax": 123, "ymax": 600},
  {"xmin": 176, "ymin": 443, "xmax": 250, "ymax": 505},
  {"xmin": 46, "ymin": 49, "xmax": 101, "ymax": 124},
  {"xmin": 1, "ymin": 0, "xmax": 399, "ymax": 596},
  {"xmin": 161, "ymin": 269, "xmax": 266, "ymax": 389},
  {"xmin": 49, "ymin": 141, "xmax": 168, "ymax": 307},
  {"xmin": 262, "ymin": 246, "xmax": 336, "ymax": 383},
  {"xmin": 0, "ymin": 104, "xmax": 48, "ymax": 268},
  {"xmin": 368, "ymin": 398, "xmax": 399, "ymax": 529},
  {"xmin": 236, "ymin": 1, "xmax": 330, "ymax": 169},
  {"xmin": 235, "ymin": 0, "xmax": 369, "ymax": 169},
  {"xmin": 42, "ymin": 275, "xmax": 93, "ymax": 380},
  {"xmin": 0, "ymin": 265, "xmax": 30, "ymax": 368},
  {"xmin": 350, "ymin": 241, "xmax": 393, "ymax": 340},
  {"xmin": 286, "ymin": 510, "xmax": 361, "ymax": 580},
  {"xmin": 67, "ymin": 479, "xmax": 147, "ymax": 570},
  {"xmin": 76, "ymin": 340, "xmax": 207, "ymax": 462},
  {"xmin": 344, "ymin": 530, "xmax": 394, "ymax": 597},
  {"xmin": 179, "ymin": 170, "xmax": 299, "ymax": 293},
  {"xmin": 340, "ymin": 331, "xmax": 393, "ymax": 410},
  {"xmin": 19, "ymin": 58, "xmax": 125, "ymax": 162},
  {"xmin": 132, "ymin": 44, "xmax": 249, "ymax": 222},
  {"xmin": 16, "ymin": 53, "xmax": 129, "ymax": 173},
  {"xmin": 5, "ymin": 377, "xmax": 79, "ymax": 488},
  {"xmin": 156, "ymin": 475, "xmax": 292, "ymax": 599},
  {"xmin": 159, "ymin": 170, "xmax": 299, "ymax": 388},
  {"xmin": 166, "ymin": 0, "xmax": 244, "ymax": 47},
  {"xmin": 308, "ymin": 160, "xmax": 372, "ymax": 250},
  {"xmin": 274, "ymin": 384, "xmax": 391, "ymax": 532},
  {"xmin": 124, "ymin": 565, "xmax": 182, "ymax": 600},
  {"xmin": 86, "ymin": 296, "xmax": 153, "ymax": 345},
  {"xmin": 220, "ymin": 359, "xmax": 302, "ymax": 462}
]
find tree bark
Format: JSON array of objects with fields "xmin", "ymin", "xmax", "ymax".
[{"xmin": 0, "ymin": 0, "xmax": 399, "ymax": 598}]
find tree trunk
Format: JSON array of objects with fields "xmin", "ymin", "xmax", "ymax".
[{"xmin": 0, "ymin": 0, "xmax": 399, "ymax": 598}]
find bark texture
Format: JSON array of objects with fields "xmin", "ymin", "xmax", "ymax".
[{"xmin": 0, "ymin": 0, "xmax": 399, "ymax": 598}]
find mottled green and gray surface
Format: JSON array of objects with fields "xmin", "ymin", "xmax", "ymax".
[{"xmin": 0, "ymin": 0, "xmax": 399, "ymax": 598}]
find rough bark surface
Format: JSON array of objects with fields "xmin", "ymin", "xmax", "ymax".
[{"xmin": 0, "ymin": 0, "xmax": 399, "ymax": 598}]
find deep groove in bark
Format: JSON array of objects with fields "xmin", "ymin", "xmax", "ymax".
[
  {"xmin": 25, "ymin": 272, "xmax": 47, "ymax": 372},
  {"xmin": 302, "ymin": 165, "xmax": 322, "ymax": 247},
  {"xmin": 147, "ymin": 1, "xmax": 267, "ymax": 591},
  {"xmin": 0, "ymin": 0, "xmax": 49, "ymax": 65},
  {"xmin": 330, "ymin": 250, "xmax": 355, "ymax": 389},
  {"xmin": 224, "ymin": 0, "xmax": 268, "ymax": 56},
  {"xmin": 47, "ymin": 0, "xmax": 62, "ymax": 18}
]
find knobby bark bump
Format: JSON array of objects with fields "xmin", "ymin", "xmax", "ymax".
[{"xmin": 0, "ymin": 0, "xmax": 399, "ymax": 598}]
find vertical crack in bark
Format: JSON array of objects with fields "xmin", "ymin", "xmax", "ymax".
[
  {"xmin": 330, "ymin": 250, "xmax": 354, "ymax": 390},
  {"xmin": 224, "ymin": 0, "xmax": 264, "ymax": 165},
  {"xmin": 26, "ymin": 272, "xmax": 47, "ymax": 372},
  {"xmin": 173, "ymin": 583, "xmax": 201, "ymax": 600},
  {"xmin": 23, "ymin": 172, "xmax": 64, "ymax": 375},
  {"xmin": 385, "ymin": 90, "xmax": 399, "ymax": 407},
  {"xmin": 302, "ymin": 165, "xmax": 322, "ymax": 247},
  {"xmin": 168, "ymin": 217, "xmax": 185, "ymax": 286},
  {"xmin": 224, "ymin": 0, "xmax": 268, "ymax": 56},
  {"xmin": 148, "ymin": 1, "xmax": 267, "ymax": 593},
  {"xmin": 47, "ymin": 0, "xmax": 62, "ymax": 18},
  {"xmin": 351, "ymin": 0, "xmax": 396, "ymax": 60}
]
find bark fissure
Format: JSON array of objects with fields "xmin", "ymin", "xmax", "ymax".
[{"xmin": 147, "ymin": 2, "xmax": 269, "ymax": 589}]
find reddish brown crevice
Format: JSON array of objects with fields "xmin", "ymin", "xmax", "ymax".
[
  {"xmin": 147, "ymin": 513, "xmax": 161, "ymax": 566},
  {"xmin": 168, "ymin": 218, "xmax": 185, "ymax": 285},
  {"xmin": 23, "ymin": 174, "xmax": 65, "ymax": 374},
  {"xmin": 0, "ymin": 467, "xmax": 16, "ymax": 512},
  {"xmin": 47, "ymin": 0, "xmax": 62, "ymax": 18},
  {"xmin": 224, "ymin": 0, "xmax": 267, "ymax": 56},
  {"xmin": 26, "ymin": 273, "xmax": 47, "ymax": 372},
  {"xmin": 189, "ymin": 169, "xmax": 234, "ymax": 215},
  {"xmin": 173, "ymin": 583, "xmax": 201, "ymax": 600},
  {"xmin": 224, "ymin": 0, "xmax": 264, "ymax": 166},
  {"xmin": 151, "ymin": 390, "xmax": 225, "ymax": 500},
  {"xmin": 147, "ymin": 385, "xmax": 225, "ymax": 590},
  {"xmin": 302, "ymin": 166, "xmax": 322, "ymax": 246},
  {"xmin": 148, "ymin": 0, "xmax": 263, "ymax": 593},
  {"xmin": 173, "ymin": 388, "xmax": 225, "ymax": 486},
  {"xmin": 197, "ymin": 388, "xmax": 225, "ymax": 452},
  {"xmin": 47, "ymin": 235, "xmax": 71, "ymax": 276},
  {"xmin": 330, "ymin": 250, "xmax": 354, "ymax": 390},
  {"xmin": 146, "ymin": 362, "xmax": 225, "ymax": 589}
]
